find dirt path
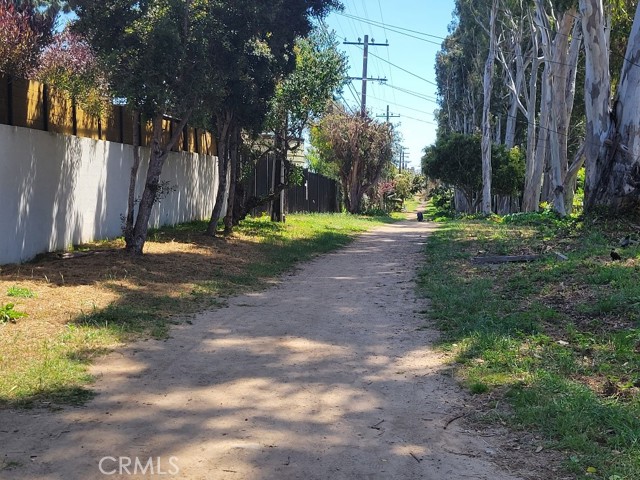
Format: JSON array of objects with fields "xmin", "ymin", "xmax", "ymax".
[{"xmin": 1, "ymin": 218, "xmax": 523, "ymax": 480}]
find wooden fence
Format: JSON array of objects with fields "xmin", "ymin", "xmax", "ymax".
[
  {"xmin": 0, "ymin": 75, "xmax": 216, "ymax": 155},
  {"xmin": 243, "ymin": 155, "xmax": 340, "ymax": 215}
]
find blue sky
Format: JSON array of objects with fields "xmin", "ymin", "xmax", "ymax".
[{"xmin": 323, "ymin": 0, "xmax": 456, "ymax": 170}]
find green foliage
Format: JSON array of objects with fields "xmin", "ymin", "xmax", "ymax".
[
  {"xmin": 266, "ymin": 29, "xmax": 347, "ymax": 145},
  {"xmin": 393, "ymin": 173, "xmax": 413, "ymax": 201},
  {"xmin": 0, "ymin": 303, "xmax": 27, "ymax": 323},
  {"xmin": 6, "ymin": 286, "xmax": 35, "ymax": 298},
  {"xmin": 306, "ymin": 144, "xmax": 340, "ymax": 180},
  {"xmin": 286, "ymin": 163, "xmax": 305, "ymax": 187},
  {"xmin": 428, "ymin": 185, "xmax": 455, "ymax": 218},
  {"xmin": 422, "ymin": 133, "xmax": 525, "ymax": 206},
  {"xmin": 411, "ymin": 174, "xmax": 426, "ymax": 194},
  {"xmin": 71, "ymin": 0, "xmax": 217, "ymax": 119}
]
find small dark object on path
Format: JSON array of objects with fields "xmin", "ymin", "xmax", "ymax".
[
  {"xmin": 611, "ymin": 249, "xmax": 622, "ymax": 261},
  {"xmin": 417, "ymin": 212, "xmax": 424, "ymax": 222}
]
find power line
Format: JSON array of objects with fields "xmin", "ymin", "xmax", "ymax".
[
  {"xmin": 365, "ymin": 49, "xmax": 438, "ymax": 86},
  {"xmin": 368, "ymin": 96, "xmax": 436, "ymax": 117},
  {"xmin": 338, "ymin": 12, "xmax": 445, "ymax": 44},
  {"xmin": 384, "ymin": 83, "xmax": 439, "ymax": 103},
  {"xmin": 399, "ymin": 114, "xmax": 439, "ymax": 127}
]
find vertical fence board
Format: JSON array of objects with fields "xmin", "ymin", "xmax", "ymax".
[
  {"xmin": 75, "ymin": 104, "xmax": 100, "ymax": 139},
  {"xmin": 47, "ymin": 87, "xmax": 74, "ymax": 135},
  {"xmin": 103, "ymin": 105, "xmax": 122, "ymax": 143},
  {"xmin": 12, "ymin": 78, "xmax": 44, "ymax": 130},
  {"xmin": 121, "ymin": 109, "xmax": 134, "ymax": 145}
]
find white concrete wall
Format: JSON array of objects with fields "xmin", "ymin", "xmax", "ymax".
[{"xmin": 0, "ymin": 124, "xmax": 218, "ymax": 264}]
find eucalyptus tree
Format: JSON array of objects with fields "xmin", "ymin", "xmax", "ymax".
[
  {"xmin": 581, "ymin": 0, "xmax": 640, "ymax": 212},
  {"xmin": 435, "ymin": 1, "xmax": 486, "ymax": 136},
  {"xmin": 480, "ymin": 0, "xmax": 499, "ymax": 214}
]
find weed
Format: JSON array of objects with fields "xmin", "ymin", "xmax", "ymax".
[
  {"xmin": 0, "ymin": 303, "xmax": 27, "ymax": 323},
  {"xmin": 6, "ymin": 286, "xmax": 35, "ymax": 298},
  {"xmin": 1, "ymin": 460, "xmax": 23, "ymax": 470}
]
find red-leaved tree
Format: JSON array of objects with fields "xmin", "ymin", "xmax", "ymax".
[
  {"xmin": 0, "ymin": 1, "xmax": 41, "ymax": 76},
  {"xmin": 35, "ymin": 29, "xmax": 108, "ymax": 116}
]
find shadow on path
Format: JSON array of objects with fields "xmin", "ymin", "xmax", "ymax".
[{"xmin": 0, "ymin": 219, "xmax": 523, "ymax": 480}]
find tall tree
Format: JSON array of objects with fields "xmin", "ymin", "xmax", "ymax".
[
  {"xmin": 72, "ymin": 0, "xmax": 218, "ymax": 255},
  {"xmin": 480, "ymin": 0, "xmax": 499, "ymax": 214},
  {"xmin": 204, "ymin": 4, "xmax": 343, "ymax": 235},
  {"xmin": 312, "ymin": 106, "xmax": 395, "ymax": 213},
  {"xmin": 581, "ymin": 0, "xmax": 640, "ymax": 212},
  {"xmin": 261, "ymin": 28, "xmax": 347, "ymax": 223}
]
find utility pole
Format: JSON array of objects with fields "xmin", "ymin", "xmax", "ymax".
[
  {"xmin": 399, "ymin": 147, "xmax": 409, "ymax": 173},
  {"xmin": 376, "ymin": 105, "xmax": 400, "ymax": 123},
  {"xmin": 344, "ymin": 35, "xmax": 388, "ymax": 117}
]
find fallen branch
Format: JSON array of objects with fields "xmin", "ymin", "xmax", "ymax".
[
  {"xmin": 471, "ymin": 255, "xmax": 541, "ymax": 264},
  {"xmin": 443, "ymin": 412, "xmax": 468, "ymax": 429}
]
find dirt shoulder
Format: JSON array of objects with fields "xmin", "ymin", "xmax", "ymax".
[{"xmin": 2, "ymin": 218, "xmax": 529, "ymax": 479}]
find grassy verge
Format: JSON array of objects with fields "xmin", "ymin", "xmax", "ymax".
[
  {"xmin": 417, "ymin": 210, "xmax": 640, "ymax": 479},
  {"xmin": 0, "ymin": 213, "xmax": 394, "ymax": 408}
]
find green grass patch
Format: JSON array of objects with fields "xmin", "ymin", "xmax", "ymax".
[
  {"xmin": 6, "ymin": 286, "xmax": 35, "ymax": 298},
  {"xmin": 417, "ymin": 214, "xmax": 640, "ymax": 479}
]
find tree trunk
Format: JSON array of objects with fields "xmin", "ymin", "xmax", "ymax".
[
  {"xmin": 580, "ymin": 0, "xmax": 612, "ymax": 211},
  {"xmin": 584, "ymin": 1, "xmax": 640, "ymax": 211},
  {"xmin": 125, "ymin": 112, "xmax": 190, "ymax": 255},
  {"xmin": 547, "ymin": 8, "xmax": 579, "ymax": 216},
  {"xmin": 521, "ymin": 33, "xmax": 541, "ymax": 212},
  {"xmin": 481, "ymin": 0, "xmax": 498, "ymax": 214},
  {"xmin": 206, "ymin": 111, "xmax": 233, "ymax": 236},
  {"xmin": 223, "ymin": 124, "xmax": 240, "ymax": 234},
  {"xmin": 271, "ymin": 121, "xmax": 287, "ymax": 222},
  {"xmin": 124, "ymin": 111, "xmax": 141, "ymax": 244}
]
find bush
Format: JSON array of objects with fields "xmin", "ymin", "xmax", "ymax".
[{"xmin": 429, "ymin": 185, "xmax": 455, "ymax": 217}]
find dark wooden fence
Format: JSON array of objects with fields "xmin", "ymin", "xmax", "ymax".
[{"xmin": 242, "ymin": 155, "xmax": 340, "ymax": 215}]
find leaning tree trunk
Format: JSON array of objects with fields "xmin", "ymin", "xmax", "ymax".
[
  {"xmin": 481, "ymin": 0, "xmax": 498, "ymax": 214},
  {"xmin": 126, "ymin": 112, "xmax": 190, "ymax": 255},
  {"xmin": 525, "ymin": 56, "xmax": 551, "ymax": 213}
]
